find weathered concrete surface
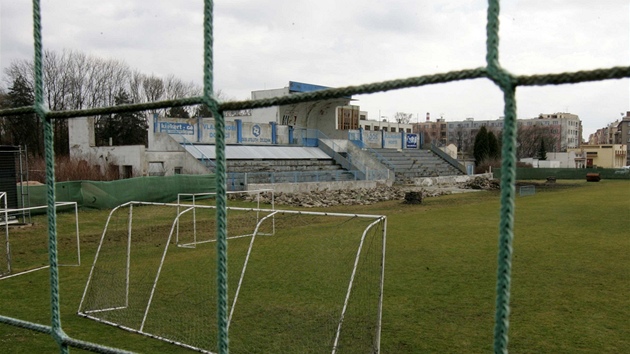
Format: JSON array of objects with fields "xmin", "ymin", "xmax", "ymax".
[{"xmin": 411, "ymin": 173, "xmax": 493, "ymax": 187}]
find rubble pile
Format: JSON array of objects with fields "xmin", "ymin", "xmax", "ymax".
[
  {"xmin": 233, "ymin": 186, "xmax": 450, "ymax": 208},
  {"xmin": 461, "ymin": 177, "xmax": 500, "ymax": 190},
  {"xmin": 229, "ymin": 177, "xmax": 501, "ymax": 208}
]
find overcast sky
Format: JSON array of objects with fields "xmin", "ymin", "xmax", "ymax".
[{"xmin": 1, "ymin": 0, "xmax": 628, "ymax": 137}]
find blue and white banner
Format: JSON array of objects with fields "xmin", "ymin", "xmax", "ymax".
[
  {"xmin": 159, "ymin": 121, "xmax": 194, "ymax": 135},
  {"xmin": 406, "ymin": 134, "xmax": 419, "ymax": 149}
]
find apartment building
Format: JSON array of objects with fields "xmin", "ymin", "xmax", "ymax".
[{"xmin": 443, "ymin": 112, "xmax": 581, "ymax": 153}]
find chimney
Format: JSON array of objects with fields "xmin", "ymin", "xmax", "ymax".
[{"xmin": 426, "ymin": 112, "xmax": 430, "ymax": 122}]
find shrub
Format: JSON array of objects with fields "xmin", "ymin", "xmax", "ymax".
[{"xmin": 28, "ymin": 155, "xmax": 120, "ymax": 182}]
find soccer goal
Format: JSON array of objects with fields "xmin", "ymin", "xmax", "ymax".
[
  {"xmin": 78, "ymin": 201, "xmax": 386, "ymax": 354},
  {"xmin": 175, "ymin": 189, "xmax": 275, "ymax": 248},
  {"xmin": 0, "ymin": 198, "xmax": 81, "ymax": 279}
]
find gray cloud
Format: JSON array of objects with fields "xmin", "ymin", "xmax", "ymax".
[{"xmin": 1, "ymin": 0, "xmax": 628, "ymax": 137}]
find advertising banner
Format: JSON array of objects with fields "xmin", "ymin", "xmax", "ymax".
[
  {"xmin": 158, "ymin": 119, "xmax": 195, "ymax": 136},
  {"xmin": 241, "ymin": 122, "xmax": 272, "ymax": 144},
  {"xmin": 363, "ymin": 131, "xmax": 382, "ymax": 149},
  {"xmin": 199, "ymin": 119, "xmax": 238, "ymax": 144},
  {"xmin": 383, "ymin": 132, "xmax": 401, "ymax": 149},
  {"xmin": 405, "ymin": 134, "xmax": 419, "ymax": 149}
]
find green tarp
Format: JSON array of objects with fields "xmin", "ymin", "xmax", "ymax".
[{"xmin": 23, "ymin": 174, "xmax": 217, "ymax": 210}]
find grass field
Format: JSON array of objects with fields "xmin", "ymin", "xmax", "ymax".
[{"xmin": 0, "ymin": 180, "xmax": 628, "ymax": 353}]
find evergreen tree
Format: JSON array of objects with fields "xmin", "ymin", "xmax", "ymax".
[
  {"xmin": 473, "ymin": 126, "xmax": 489, "ymax": 166},
  {"xmin": 167, "ymin": 106, "xmax": 190, "ymax": 118},
  {"xmin": 537, "ymin": 138, "xmax": 547, "ymax": 160},
  {"xmin": 487, "ymin": 131, "xmax": 500, "ymax": 160},
  {"xmin": 2, "ymin": 76, "xmax": 44, "ymax": 156},
  {"xmin": 95, "ymin": 90, "xmax": 148, "ymax": 146}
]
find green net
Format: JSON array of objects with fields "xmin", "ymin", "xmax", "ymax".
[{"xmin": 0, "ymin": 0, "xmax": 628, "ymax": 353}]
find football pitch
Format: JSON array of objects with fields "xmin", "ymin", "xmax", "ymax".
[{"xmin": 0, "ymin": 179, "xmax": 628, "ymax": 353}]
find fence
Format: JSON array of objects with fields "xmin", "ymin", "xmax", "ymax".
[
  {"xmin": 0, "ymin": 1, "xmax": 629, "ymax": 353},
  {"xmin": 493, "ymin": 167, "xmax": 630, "ymax": 181}
]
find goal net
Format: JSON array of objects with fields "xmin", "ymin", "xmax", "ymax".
[
  {"xmin": 0, "ymin": 198, "xmax": 81, "ymax": 278},
  {"xmin": 78, "ymin": 201, "xmax": 386, "ymax": 354}
]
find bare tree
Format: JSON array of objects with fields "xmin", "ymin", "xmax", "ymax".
[
  {"xmin": 394, "ymin": 112, "xmax": 412, "ymax": 124},
  {"xmin": 515, "ymin": 124, "xmax": 560, "ymax": 158}
]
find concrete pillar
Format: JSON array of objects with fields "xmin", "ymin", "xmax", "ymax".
[
  {"xmin": 270, "ymin": 121, "xmax": 277, "ymax": 145},
  {"xmin": 236, "ymin": 119, "xmax": 243, "ymax": 144}
]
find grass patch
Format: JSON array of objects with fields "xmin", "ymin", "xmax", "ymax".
[{"xmin": 1, "ymin": 180, "xmax": 628, "ymax": 353}]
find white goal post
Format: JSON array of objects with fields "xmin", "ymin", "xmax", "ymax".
[
  {"xmin": 0, "ymin": 198, "xmax": 81, "ymax": 279},
  {"xmin": 78, "ymin": 201, "xmax": 386, "ymax": 354},
  {"xmin": 175, "ymin": 189, "xmax": 275, "ymax": 248}
]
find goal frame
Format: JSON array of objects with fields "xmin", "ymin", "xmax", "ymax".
[
  {"xmin": 78, "ymin": 201, "xmax": 386, "ymax": 354},
  {"xmin": 0, "ymin": 199, "xmax": 81, "ymax": 279},
  {"xmin": 175, "ymin": 189, "xmax": 275, "ymax": 248}
]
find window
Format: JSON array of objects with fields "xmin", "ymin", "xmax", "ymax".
[
  {"xmin": 174, "ymin": 167, "xmax": 182, "ymax": 175},
  {"xmin": 374, "ymin": 126, "xmax": 380, "ymax": 131},
  {"xmin": 406, "ymin": 129, "xmax": 411, "ymax": 133},
  {"xmin": 399, "ymin": 128, "xmax": 404, "ymax": 132},
  {"xmin": 123, "ymin": 165, "xmax": 133, "ymax": 179},
  {"xmin": 336, "ymin": 107, "xmax": 359, "ymax": 130},
  {"xmin": 364, "ymin": 125, "xmax": 371, "ymax": 131},
  {"xmin": 391, "ymin": 127, "xmax": 396, "ymax": 132}
]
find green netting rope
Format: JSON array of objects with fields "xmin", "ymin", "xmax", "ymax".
[
  {"xmin": 202, "ymin": 1, "xmax": 229, "ymax": 353},
  {"xmin": 0, "ymin": 0, "xmax": 628, "ymax": 353},
  {"xmin": 33, "ymin": 0, "xmax": 70, "ymax": 353}
]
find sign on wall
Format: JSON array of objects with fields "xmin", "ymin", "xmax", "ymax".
[
  {"xmin": 406, "ymin": 134, "xmax": 419, "ymax": 149},
  {"xmin": 383, "ymin": 132, "xmax": 401, "ymax": 149},
  {"xmin": 241, "ymin": 122, "xmax": 272, "ymax": 144},
  {"xmin": 158, "ymin": 121, "xmax": 194, "ymax": 135},
  {"xmin": 363, "ymin": 131, "xmax": 382, "ymax": 149},
  {"xmin": 200, "ymin": 119, "xmax": 238, "ymax": 144}
]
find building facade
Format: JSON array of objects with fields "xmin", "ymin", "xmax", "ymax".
[
  {"xmin": 250, "ymin": 81, "xmax": 352, "ymax": 139},
  {"xmin": 568, "ymin": 144, "xmax": 628, "ymax": 169},
  {"xmin": 444, "ymin": 112, "xmax": 581, "ymax": 155},
  {"xmin": 614, "ymin": 111, "xmax": 630, "ymax": 165},
  {"xmin": 413, "ymin": 113, "xmax": 448, "ymax": 146}
]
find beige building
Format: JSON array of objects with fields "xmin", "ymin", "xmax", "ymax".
[
  {"xmin": 568, "ymin": 144, "xmax": 628, "ymax": 169},
  {"xmin": 613, "ymin": 111, "xmax": 630, "ymax": 165},
  {"xmin": 413, "ymin": 113, "xmax": 448, "ymax": 146}
]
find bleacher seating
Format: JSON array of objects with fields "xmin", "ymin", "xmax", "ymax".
[
  {"xmin": 368, "ymin": 148, "xmax": 464, "ymax": 182},
  {"xmin": 225, "ymin": 159, "xmax": 357, "ymax": 190}
]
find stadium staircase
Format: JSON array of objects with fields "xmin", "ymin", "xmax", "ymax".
[{"xmin": 367, "ymin": 148, "xmax": 465, "ymax": 182}]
